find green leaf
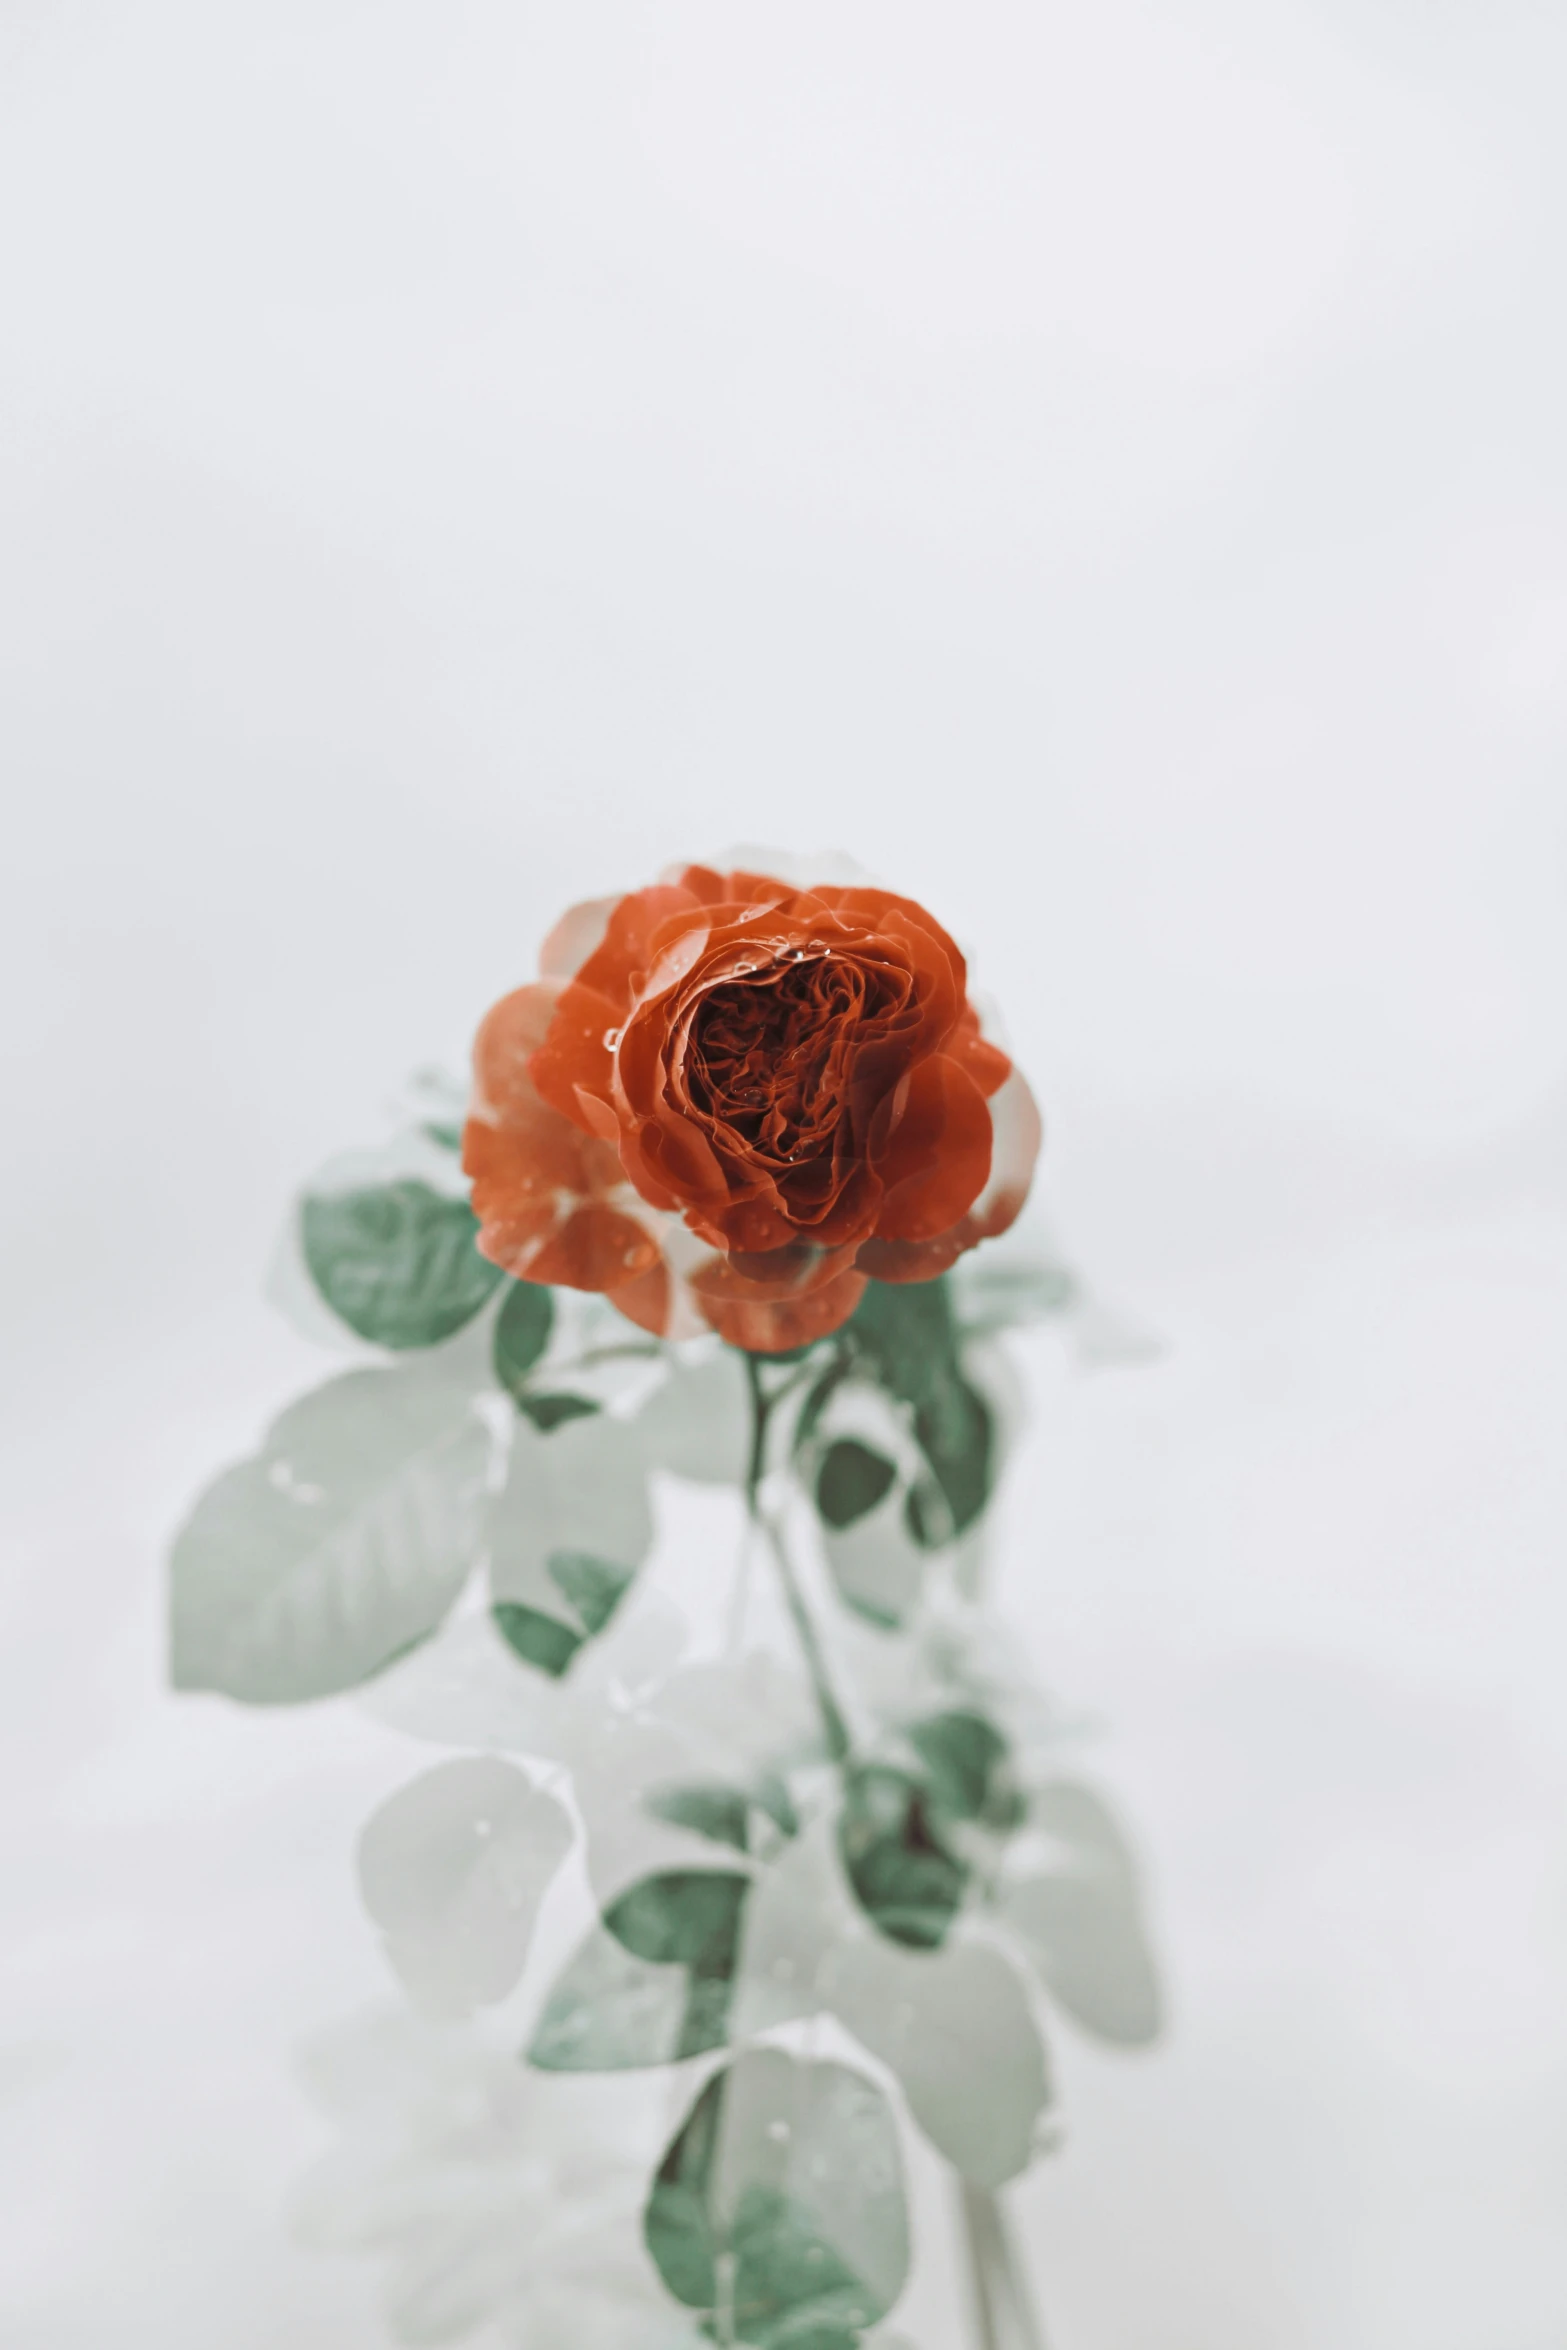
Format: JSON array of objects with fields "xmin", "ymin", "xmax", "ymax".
[
  {"xmin": 645, "ymin": 2049, "xmax": 909, "ymax": 2347},
  {"xmin": 529, "ymin": 1870, "xmax": 750, "ymax": 2070},
  {"xmin": 1002, "ymin": 1783, "xmax": 1163, "ymax": 2047},
  {"xmin": 646, "ymin": 1786, "xmax": 752, "ymax": 1853},
  {"xmin": 843, "ymin": 1278, "xmax": 959, "ymax": 1410},
  {"xmin": 300, "ymin": 1179, "xmax": 503, "ymax": 1349},
  {"xmin": 491, "ymin": 1279, "xmax": 554, "ymax": 1400},
  {"xmin": 815, "ymin": 1440, "xmax": 898, "ymax": 1531},
  {"xmin": 169, "ymin": 1365, "xmax": 490, "ymax": 1703},
  {"xmin": 793, "ymin": 1355, "xmax": 850, "ymax": 1459},
  {"xmin": 844, "ymin": 1281, "xmax": 996, "ymax": 1548},
  {"xmin": 905, "ymin": 1381, "xmax": 993, "ymax": 1549},
  {"xmin": 517, "ymin": 1390, "xmax": 600, "ymax": 1433},
  {"xmin": 488, "ymin": 1410, "xmax": 652, "ymax": 1677},
  {"xmin": 490, "ymin": 1600, "xmax": 582, "ymax": 1678},
  {"xmin": 837, "ymin": 1764, "xmax": 967, "ymax": 1951},
  {"xmin": 356, "ymin": 1757, "xmax": 571, "ymax": 2016},
  {"xmin": 548, "ymin": 1548, "xmax": 633, "ymax": 1635},
  {"xmin": 645, "ymin": 1776, "xmax": 799, "ymax": 1858},
  {"xmin": 753, "ymin": 1773, "xmax": 800, "ymax": 1839},
  {"xmin": 608, "ymin": 1869, "xmax": 748, "ymax": 1973},
  {"xmin": 906, "ymin": 1710, "xmax": 1022, "ymax": 1832},
  {"xmin": 527, "ymin": 1923, "xmax": 694, "ymax": 2071}
]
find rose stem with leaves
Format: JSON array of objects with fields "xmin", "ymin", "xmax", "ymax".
[{"xmin": 742, "ymin": 1348, "xmax": 1047, "ymax": 2349}]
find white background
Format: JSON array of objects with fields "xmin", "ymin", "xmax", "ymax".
[{"xmin": 3, "ymin": 3, "xmax": 1566, "ymax": 2344}]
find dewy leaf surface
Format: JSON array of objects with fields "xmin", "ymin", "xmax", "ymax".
[
  {"xmin": 645, "ymin": 2049, "xmax": 909, "ymax": 2348},
  {"xmin": 169, "ymin": 1364, "xmax": 492, "ymax": 1702},
  {"xmin": 530, "ymin": 1870, "xmax": 750, "ymax": 2071},
  {"xmin": 356, "ymin": 1756, "xmax": 571, "ymax": 2016},
  {"xmin": 301, "ymin": 1178, "xmax": 504, "ymax": 1349}
]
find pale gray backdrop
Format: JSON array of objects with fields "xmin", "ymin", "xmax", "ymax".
[{"xmin": 2, "ymin": 3, "xmax": 1565, "ymax": 2345}]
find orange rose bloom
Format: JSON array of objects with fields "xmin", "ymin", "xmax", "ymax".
[{"xmin": 462, "ymin": 863, "xmax": 1040, "ymax": 1353}]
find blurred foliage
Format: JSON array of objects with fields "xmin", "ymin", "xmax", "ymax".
[
  {"xmin": 177, "ymin": 1145, "xmax": 1161, "ymax": 2347},
  {"xmin": 645, "ymin": 2050, "xmax": 909, "ymax": 2349}
]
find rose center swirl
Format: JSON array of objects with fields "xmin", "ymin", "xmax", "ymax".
[{"xmin": 682, "ymin": 951, "xmax": 899, "ymax": 1166}]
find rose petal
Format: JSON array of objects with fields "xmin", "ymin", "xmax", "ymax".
[
  {"xmin": 969, "ymin": 1065, "xmax": 1043, "ymax": 1239},
  {"xmin": 530, "ymin": 884, "xmax": 697, "ymax": 1131},
  {"xmin": 525, "ymin": 1204, "xmax": 660, "ymax": 1293},
  {"xmin": 948, "ymin": 1004, "xmax": 1011, "ymax": 1100},
  {"xmin": 598, "ymin": 1254, "xmax": 671, "ymax": 1336},
  {"xmin": 698, "ymin": 1263, "xmax": 868, "ymax": 1353},
  {"xmin": 469, "ymin": 984, "xmax": 560, "ymax": 1122},
  {"xmin": 872, "ymin": 1054, "xmax": 993, "ymax": 1243},
  {"xmin": 856, "ymin": 1068, "xmax": 1041, "ymax": 1283},
  {"xmin": 688, "ymin": 1238, "xmax": 863, "ymax": 1307},
  {"xmin": 539, "ymin": 895, "xmax": 617, "ymax": 982}
]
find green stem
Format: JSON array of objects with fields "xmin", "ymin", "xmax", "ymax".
[
  {"xmin": 959, "ymin": 2182, "xmax": 1047, "ymax": 2350},
  {"xmin": 742, "ymin": 1354, "xmax": 852, "ymax": 1766}
]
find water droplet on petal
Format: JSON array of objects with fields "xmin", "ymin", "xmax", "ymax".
[{"xmin": 602, "ymin": 1027, "xmax": 622, "ymax": 1050}]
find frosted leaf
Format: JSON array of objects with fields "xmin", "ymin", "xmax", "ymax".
[
  {"xmin": 170, "ymin": 1363, "xmax": 493, "ymax": 1703},
  {"xmin": 529, "ymin": 1921, "xmax": 697, "ymax": 2072},
  {"xmin": 531, "ymin": 1871, "xmax": 750, "ymax": 2071},
  {"xmin": 358, "ymin": 1613, "xmax": 580, "ymax": 1757},
  {"xmin": 487, "ymin": 1409, "xmax": 655, "ymax": 1677},
  {"xmin": 577, "ymin": 1595, "xmax": 690, "ymax": 1709},
  {"xmin": 638, "ymin": 1652, "xmax": 823, "ymax": 1778},
  {"xmin": 636, "ymin": 1347, "xmax": 751, "ymax": 1487},
  {"xmin": 1001, "ymin": 1782, "xmax": 1163, "ymax": 2047},
  {"xmin": 828, "ymin": 1935, "xmax": 1051, "ymax": 2188},
  {"xmin": 357, "ymin": 1759, "xmax": 572, "ymax": 2017},
  {"xmin": 567, "ymin": 1660, "xmax": 810, "ymax": 1910},
  {"xmin": 571, "ymin": 1723, "xmax": 741, "ymax": 1907},
  {"xmin": 822, "ymin": 1493, "xmax": 930, "ymax": 1632},
  {"xmin": 730, "ymin": 1817, "xmax": 852, "ymax": 2039},
  {"xmin": 360, "ymin": 1594, "xmax": 693, "ymax": 1809}
]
